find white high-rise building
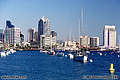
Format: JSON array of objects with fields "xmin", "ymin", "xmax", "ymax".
[
  {"xmin": 4, "ymin": 21, "xmax": 21, "ymax": 47},
  {"xmin": 103, "ymin": 25, "xmax": 116, "ymax": 48},
  {"xmin": 79, "ymin": 36, "xmax": 90, "ymax": 48},
  {"xmin": 4, "ymin": 27, "xmax": 20, "ymax": 46}
]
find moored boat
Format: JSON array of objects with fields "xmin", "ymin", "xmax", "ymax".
[
  {"xmin": 73, "ymin": 52, "xmax": 88, "ymax": 62},
  {"xmin": 85, "ymin": 51, "xmax": 90, "ymax": 54},
  {"xmin": 57, "ymin": 52, "xmax": 64, "ymax": 57},
  {"xmin": 10, "ymin": 49, "xmax": 16, "ymax": 53},
  {"xmin": 42, "ymin": 50, "xmax": 49, "ymax": 54},
  {"xmin": 48, "ymin": 50, "xmax": 55, "ymax": 55},
  {"xmin": 0, "ymin": 52, "xmax": 6, "ymax": 57},
  {"xmin": 67, "ymin": 53, "xmax": 74, "ymax": 59}
]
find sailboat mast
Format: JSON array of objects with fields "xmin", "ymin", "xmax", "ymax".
[
  {"xmin": 70, "ymin": 28, "xmax": 71, "ymax": 41},
  {"xmin": 78, "ymin": 16, "xmax": 80, "ymax": 38},
  {"xmin": 80, "ymin": 2, "xmax": 83, "ymax": 36},
  {"xmin": 118, "ymin": 35, "xmax": 120, "ymax": 51}
]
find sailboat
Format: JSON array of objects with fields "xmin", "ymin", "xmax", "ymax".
[{"xmin": 73, "ymin": 3, "xmax": 88, "ymax": 62}]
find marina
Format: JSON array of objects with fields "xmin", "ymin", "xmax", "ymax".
[
  {"xmin": 0, "ymin": 50, "xmax": 120, "ymax": 80},
  {"xmin": 0, "ymin": 0, "xmax": 119, "ymax": 79}
]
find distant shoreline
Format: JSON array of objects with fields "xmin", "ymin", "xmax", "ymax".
[{"xmin": 16, "ymin": 49, "xmax": 116, "ymax": 52}]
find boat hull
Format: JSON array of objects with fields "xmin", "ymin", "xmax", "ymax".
[
  {"xmin": 48, "ymin": 51, "xmax": 55, "ymax": 55},
  {"xmin": 57, "ymin": 53, "xmax": 64, "ymax": 57},
  {"xmin": 74, "ymin": 56, "xmax": 87, "ymax": 62}
]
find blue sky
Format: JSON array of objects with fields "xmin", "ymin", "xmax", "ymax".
[{"xmin": 0, "ymin": 0, "xmax": 120, "ymax": 45}]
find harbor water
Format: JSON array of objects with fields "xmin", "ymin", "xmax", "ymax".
[{"xmin": 0, "ymin": 51, "xmax": 120, "ymax": 80}]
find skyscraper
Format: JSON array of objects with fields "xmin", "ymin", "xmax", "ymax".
[
  {"xmin": 90, "ymin": 37, "xmax": 99, "ymax": 47},
  {"xmin": 103, "ymin": 25, "xmax": 116, "ymax": 48},
  {"xmin": 20, "ymin": 32, "xmax": 24, "ymax": 43},
  {"xmin": 0, "ymin": 29, "xmax": 4, "ymax": 43},
  {"xmin": 38, "ymin": 16, "xmax": 50, "ymax": 42},
  {"xmin": 4, "ymin": 28, "xmax": 20, "ymax": 45},
  {"xmin": 34, "ymin": 31, "xmax": 38, "ymax": 43},
  {"xmin": 79, "ymin": 36, "xmax": 90, "ymax": 48},
  {"xmin": 4, "ymin": 21, "xmax": 20, "ymax": 47},
  {"xmin": 28, "ymin": 28, "xmax": 35, "ymax": 42}
]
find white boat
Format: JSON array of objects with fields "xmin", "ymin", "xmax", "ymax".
[
  {"xmin": 85, "ymin": 51, "xmax": 90, "ymax": 54},
  {"xmin": 67, "ymin": 53, "xmax": 74, "ymax": 59},
  {"xmin": 73, "ymin": 52, "xmax": 88, "ymax": 62},
  {"xmin": 57, "ymin": 52, "xmax": 64, "ymax": 57},
  {"xmin": 0, "ymin": 52, "xmax": 6, "ymax": 57},
  {"xmin": 42, "ymin": 50, "xmax": 49, "ymax": 54},
  {"xmin": 10, "ymin": 49, "xmax": 16, "ymax": 53},
  {"xmin": 99, "ymin": 53, "xmax": 102, "ymax": 56}
]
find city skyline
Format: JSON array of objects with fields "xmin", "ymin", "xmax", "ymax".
[{"xmin": 0, "ymin": 0, "xmax": 120, "ymax": 45}]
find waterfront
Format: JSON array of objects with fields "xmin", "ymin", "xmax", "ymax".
[{"xmin": 0, "ymin": 51, "xmax": 120, "ymax": 80}]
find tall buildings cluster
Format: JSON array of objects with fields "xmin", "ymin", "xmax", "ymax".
[
  {"xmin": 79, "ymin": 36, "xmax": 99, "ymax": 48},
  {"xmin": 0, "ymin": 18, "xmax": 117, "ymax": 50},
  {"xmin": 0, "ymin": 21, "xmax": 24, "ymax": 48},
  {"xmin": 78, "ymin": 25, "xmax": 116, "ymax": 49},
  {"xmin": 27, "ymin": 16, "xmax": 57, "ymax": 48}
]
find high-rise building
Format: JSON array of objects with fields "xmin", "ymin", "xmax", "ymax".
[
  {"xmin": 38, "ymin": 16, "xmax": 50, "ymax": 42},
  {"xmin": 20, "ymin": 32, "xmax": 24, "ymax": 43},
  {"xmin": 0, "ymin": 29, "xmax": 4, "ymax": 43},
  {"xmin": 90, "ymin": 37, "xmax": 99, "ymax": 47},
  {"xmin": 14, "ymin": 28, "xmax": 21, "ymax": 45},
  {"xmin": 79, "ymin": 36, "xmax": 90, "ymax": 48},
  {"xmin": 34, "ymin": 31, "xmax": 38, "ymax": 43},
  {"xmin": 40, "ymin": 35, "xmax": 57, "ymax": 48},
  {"xmin": 4, "ymin": 27, "xmax": 20, "ymax": 45},
  {"xmin": 4, "ymin": 21, "xmax": 20, "ymax": 47},
  {"xmin": 51, "ymin": 36, "xmax": 57, "ymax": 46},
  {"xmin": 103, "ymin": 25, "xmax": 116, "ymax": 48},
  {"xmin": 28, "ymin": 28, "xmax": 35, "ymax": 42},
  {"xmin": 50, "ymin": 31, "xmax": 57, "ymax": 37},
  {"xmin": 38, "ymin": 16, "xmax": 57, "ymax": 48}
]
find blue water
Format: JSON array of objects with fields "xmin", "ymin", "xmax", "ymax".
[{"xmin": 0, "ymin": 51, "xmax": 120, "ymax": 80}]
